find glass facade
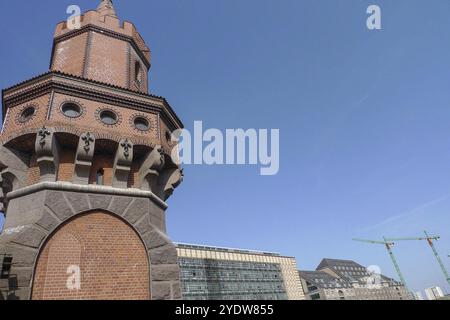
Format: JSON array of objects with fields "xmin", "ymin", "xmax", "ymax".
[{"xmin": 179, "ymin": 257, "xmax": 288, "ymax": 300}]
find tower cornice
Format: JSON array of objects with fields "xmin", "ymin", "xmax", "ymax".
[
  {"xmin": 50, "ymin": 24, "xmax": 151, "ymax": 70},
  {"xmin": 2, "ymin": 71, "xmax": 184, "ymax": 131}
]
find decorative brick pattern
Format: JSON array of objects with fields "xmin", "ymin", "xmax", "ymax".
[
  {"xmin": 129, "ymin": 47, "xmax": 148, "ymax": 93},
  {"xmin": 51, "ymin": 33, "xmax": 88, "ymax": 77},
  {"xmin": 58, "ymin": 100, "xmax": 86, "ymax": 121},
  {"xmin": 86, "ymin": 32, "xmax": 128, "ymax": 88},
  {"xmin": 15, "ymin": 103, "xmax": 38, "ymax": 125},
  {"xmin": 50, "ymin": 92, "xmax": 160, "ymax": 146},
  {"xmin": 94, "ymin": 107, "xmax": 123, "ymax": 127},
  {"xmin": 3, "ymin": 94, "xmax": 51, "ymax": 138},
  {"xmin": 31, "ymin": 211, "xmax": 150, "ymax": 300},
  {"xmin": 129, "ymin": 113, "xmax": 155, "ymax": 134}
]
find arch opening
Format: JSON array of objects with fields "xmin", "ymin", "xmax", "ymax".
[{"xmin": 31, "ymin": 211, "xmax": 150, "ymax": 300}]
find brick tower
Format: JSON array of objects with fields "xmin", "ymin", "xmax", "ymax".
[{"xmin": 0, "ymin": 0, "xmax": 184, "ymax": 300}]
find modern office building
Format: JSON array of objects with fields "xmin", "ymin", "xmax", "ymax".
[
  {"xmin": 299, "ymin": 258, "xmax": 411, "ymax": 300},
  {"xmin": 425, "ymin": 286, "xmax": 445, "ymax": 300},
  {"xmin": 175, "ymin": 243, "xmax": 305, "ymax": 300}
]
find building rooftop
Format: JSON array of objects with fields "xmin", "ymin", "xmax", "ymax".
[
  {"xmin": 175, "ymin": 242, "xmax": 282, "ymax": 257},
  {"xmin": 316, "ymin": 258, "xmax": 365, "ymax": 271},
  {"xmin": 298, "ymin": 270, "xmax": 346, "ymax": 289},
  {"xmin": 300, "ymin": 258, "xmax": 404, "ymax": 287}
]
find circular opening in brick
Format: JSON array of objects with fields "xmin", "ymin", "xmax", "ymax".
[
  {"xmin": 134, "ymin": 117, "xmax": 150, "ymax": 131},
  {"xmin": 19, "ymin": 106, "xmax": 36, "ymax": 123},
  {"xmin": 99, "ymin": 110, "xmax": 118, "ymax": 125},
  {"xmin": 61, "ymin": 102, "xmax": 82, "ymax": 118}
]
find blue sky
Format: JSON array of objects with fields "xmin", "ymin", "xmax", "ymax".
[{"xmin": 1, "ymin": 0, "xmax": 450, "ymax": 294}]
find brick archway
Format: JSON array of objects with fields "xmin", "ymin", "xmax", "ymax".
[{"xmin": 31, "ymin": 211, "xmax": 150, "ymax": 300}]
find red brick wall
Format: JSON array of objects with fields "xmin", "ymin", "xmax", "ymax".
[
  {"xmin": 58, "ymin": 148, "xmax": 76, "ymax": 182},
  {"xmin": 51, "ymin": 33, "xmax": 88, "ymax": 77},
  {"xmin": 31, "ymin": 211, "xmax": 150, "ymax": 300},
  {"xmin": 27, "ymin": 152, "xmax": 40, "ymax": 185},
  {"xmin": 89, "ymin": 153, "xmax": 114, "ymax": 186},
  {"xmin": 1, "ymin": 94, "xmax": 51, "ymax": 142},
  {"xmin": 85, "ymin": 32, "xmax": 129, "ymax": 88},
  {"xmin": 50, "ymin": 93, "xmax": 160, "ymax": 145}
]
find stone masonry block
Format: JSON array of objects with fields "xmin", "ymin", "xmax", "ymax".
[
  {"xmin": 88, "ymin": 194, "xmax": 112, "ymax": 210},
  {"xmin": 65, "ymin": 192, "xmax": 91, "ymax": 213},
  {"xmin": 134, "ymin": 213, "xmax": 151, "ymax": 236},
  {"xmin": 151, "ymin": 265, "xmax": 180, "ymax": 282},
  {"xmin": 152, "ymin": 282, "xmax": 171, "ymax": 300},
  {"xmin": 0, "ymin": 245, "xmax": 38, "ymax": 268},
  {"xmin": 123, "ymin": 198, "xmax": 148, "ymax": 225},
  {"xmin": 142, "ymin": 229, "xmax": 170, "ymax": 250},
  {"xmin": 149, "ymin": 244, "xmax": 178, "ymax": 265},
  {"xmin": 108, "ymin": 196, "xmax": 133, "ymax": 215},
  {"xmin": 45, "ymin": 191, "xmax": 74, "ymax": 221},
  {"xmin": 34, "ymin": 208, "xmax": 60, "ymax": 232},
  {"xmin": 171, "ymin": 282, "xmax": 182, "ymax": 300},
  {"xmin": 11, "ymin": 227, "xmax": 48, "ymax": 249}
]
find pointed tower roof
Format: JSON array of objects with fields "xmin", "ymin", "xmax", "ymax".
[{"xmin": 97, "ymin": 0, "xmax": 117, "ymax": 18}]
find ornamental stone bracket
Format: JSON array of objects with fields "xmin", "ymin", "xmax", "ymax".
[
  {"xmin": 0, "ymin": 146, "xmax": 30, "ymax": 213},
  {"xmin": 73, "ymin": 132, "xmax": 96, "ymax": 185},
  {"xmin": 112, "ymin": 139, "xmax": 134, "ymax": 188},
  {"xmin": 0, "ymin": 145, "xmax": 29, "ymax": 191},
  {"xmin": 35, "ymin": 127, "xmax": 60, "ymax": 182},
  {"xmin": 159, "ymin": 167, "xmax": 184, "ymax": 201},
  {"xmin": 138, "ymin": 146, "xmax": 165, "ymax": 193},
  {"xmin": 137, "ymin": 146, "xmax": 183, "ymax": 201}
]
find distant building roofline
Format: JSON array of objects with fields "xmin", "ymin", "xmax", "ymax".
[{"xmin": 174, "ymin": 242, "xmax": 283, "ymax": 257}]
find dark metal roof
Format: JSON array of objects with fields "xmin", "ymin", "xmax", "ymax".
[
  {"xmin": 304, "ymin": 258, "xmax": 405, "ymax": 287},
  {"xmin": 298, "ymin": 270, "xmax": 346, "ymax": 289},
  {"xmin": 316, "ymin": 258, "xmax": 366, "ymax": 271}
]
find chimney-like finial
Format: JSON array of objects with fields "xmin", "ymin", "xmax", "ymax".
[{"xmin": 97, "ymin": 0, "xmax": 117, "ymax": 18}]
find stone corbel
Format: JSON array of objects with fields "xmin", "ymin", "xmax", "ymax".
[
  {"xmin": 73, "ymin": 132, "xmax": 96, "ymax": 185},
  {"xmin": 112, "ymin": 139, "xmax": 134, "ymax": 188},
  {"xmin": 34, "ymin": 127, "xmax": 60, "ymax": 182},
  {"xmin": 0, "ymin": 145, "xmax": 29, "ymax": 190},
  {"xmin": 138, "ymin": 146, "xmax": 165, "ymax": 192},
  {"xmin": 158, "ymin": 167, "xmax": 184, "ymax": 201},
  {"xmin": 0, "ymin": 146, "xmax": 29, "ymax": 213}
]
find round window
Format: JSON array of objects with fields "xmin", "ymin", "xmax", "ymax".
[
  {"xmin": 134, "ymin": 117, "xmax": 150, "ymax": 131},
  {"xmin": 61, "ymin": 103, "xmax": 82, "ymax": 118},
  {"xmin": 100, "ymin": 110, "xmax": 118, "ymax": 125},
  {"xmin": 19, "ymin": 106, "xmax": 36, "ymax": 123}
]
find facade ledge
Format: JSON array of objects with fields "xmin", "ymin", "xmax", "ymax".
[{"xmin": 6, "ymin": 181, "xmax": 168, "ymax": 210}]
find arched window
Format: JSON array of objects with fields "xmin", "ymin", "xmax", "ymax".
[
  {"xmin": 96, "ymin": 169, "xmax": 105, "ymax": 186},
  {"xmin": 134, "ymin": 62, "xmax": 142, "ymax": 89}
]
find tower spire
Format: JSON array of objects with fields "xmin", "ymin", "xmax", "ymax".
[{"xmin": 97, "ymin": 0, "xmax": 117, "ymax": 18}]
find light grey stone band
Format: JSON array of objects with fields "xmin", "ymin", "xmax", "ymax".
[{"xmin": 6, "ymin": 181, "xmax": 168, "ymax": 210}]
